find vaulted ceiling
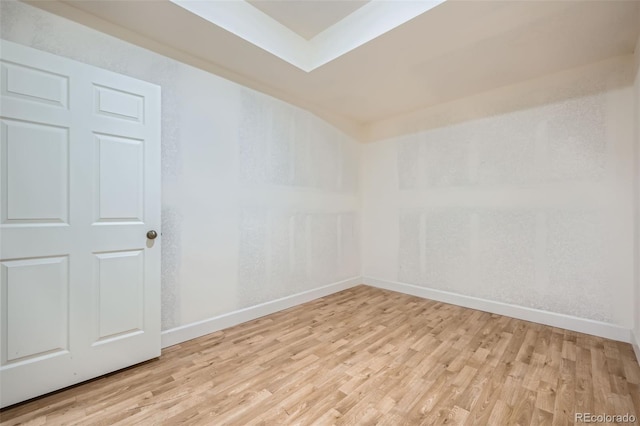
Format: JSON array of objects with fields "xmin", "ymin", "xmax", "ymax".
[{"xmin": 27, "ymin": 0, "xmax": 640, "ymax": 140}]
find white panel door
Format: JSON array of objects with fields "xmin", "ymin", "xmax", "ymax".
[{"xmin": 0, "ymin": 40, "xmax": 161, "ymax": 408}]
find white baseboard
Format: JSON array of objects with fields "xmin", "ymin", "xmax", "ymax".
[
  {"xmin": 363, "ymin": 276, "xmax": 632, "ymax": 343},
  {"xmin": 161, "ymin": 277, "xmax": 362, "ymax": 348},
  {"xmin": 632, "ymin": 331, "xmax": 640, "ymax": 365}
]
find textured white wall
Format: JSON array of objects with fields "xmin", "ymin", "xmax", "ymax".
[
  {"xmin": 363, "ymin": 57, "xmax": 636, "ymax": 328},
  {"xmin": 0, "ymin": 1, "xmax": 361, "ymax": 331}
]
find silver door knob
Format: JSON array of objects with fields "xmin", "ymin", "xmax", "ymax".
[{"xmin": 146, "ymin": 230, "xmax": 158, "ymax": 240}]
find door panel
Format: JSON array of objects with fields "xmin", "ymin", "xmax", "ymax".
[
  {"xmin": 0, "ymin": 40, "xmax": 161, "ymax": 408},
  {"xmin": 95, "ymin": 133, "xmax": 144, "ymax": 222},
  {"xmin": 2, "ymin": 256, "xmax": 69, "ymax": 363},
  {"xmin": 94, "ymin": 84, "xmax": 144, "ymax": 123},
  {"xmin": 2, "ymin": 119, "xmax": 69, "ymax": 223},
  {"xmin": 2, "ymin": 61, "xmax": 69, "ymax": 108},
  {"xmin": 94, "ymin": 250, "xmax": 144, "ymax": 342}
]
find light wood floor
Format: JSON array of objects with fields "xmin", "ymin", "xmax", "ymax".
[{"xmin": 2, "ymin": 285, "xmax": 639, "ymax": 425}]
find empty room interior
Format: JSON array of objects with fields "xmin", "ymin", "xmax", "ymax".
[{"xmin": 1, "ymin": 0, "xmax": 640, "ymax": 424}]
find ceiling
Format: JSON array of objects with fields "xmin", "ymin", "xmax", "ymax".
[
  {"xmin": 167, "ymin": 0, "xmax": 444, "ymax": 71},
  {"xmin": 27, "ymin": 0, "xmax": 640, "ymax": 140},
  {"xmin": 247, "ymin": 0, "xmax": 369, "ymax": 40}
]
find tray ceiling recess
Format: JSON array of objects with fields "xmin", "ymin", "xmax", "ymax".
[{"xmin": 170, "ymin": 0, "xmax": 446, "ymax": 72}]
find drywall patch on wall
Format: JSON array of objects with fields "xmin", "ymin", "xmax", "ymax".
[
  {"xmin": 547, "ymin": 95, "xmax": 606, "ymax": 181},
  {"xmin": 398, "ymin": 208, "xmax": 538, "ymax": 303},
  {"xmin": 269, "ymin": 105, "xmax": 295, "ymax": 186},
  {"xmin": 238, "ymin": 92, "xmax": 269, "ymax": 185},
  {"xmin": 477, "ymin": 210, "xmax": 537, "ymax": 304},
  {"xmin": 309, "ymin": 214, "xmax": 339, "ymax": 287},
  {"xmin": 396, "ymin": 126, "xmax": 471, "ymax": 189},
  {"xmin": 238, "ymin": 208, "xmax": 268, "ymax": 307},
  {"xmin": 394, "ymin": 92, "xmax": 609, "ymax": 190},
  {"xmin": 397, "ymin": 135, "xmax": 421, "ymax": 190},
  {"xmin": 398, "ymin": 209, "xmax": 472, "ymax": 294},
  {"xmin": 269, "ymin": 211, "xmax": 293, "ymax": 300},
  {"xmin": 547, "ymin": 210, "xmax": 611, "ymax": 322},
  {"xmin": 393, "ymin": 204, "xmax": 625, "ymax": 324},
  {"xmin": 237, "ymin": 210, "xmax": 358, "ymax": 308},
  {"xmin": 425, "ymin": 127, "xmax": 471, "ymax": 188},
  {"xmin": 160, "ymin": 207, "xmax": 182, "ymax": 329},
  {"xmin": 475, "ymin": 115, "xmax": 538, "ymax": 185},
  {"xmin": 338, "ymin": 212, "xmax": 359, "ymax": 279},
  {"xmin": 238, "ymin": 89, "xmax": 358, "ymax": 192},
  {"xmin": 290, "ymin": 213, "xmax": 309, "ymax": 294},
  {"xmin": 398, "ymin": 211, "xmax": 422, "ymax": 284},
  {"xmin": 340, "ymin": 136, "xmax": 360, "ymax": 193},
  {"xmin": 422, "ymin": 209, "xmax": 471, "ymax": 294}
]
